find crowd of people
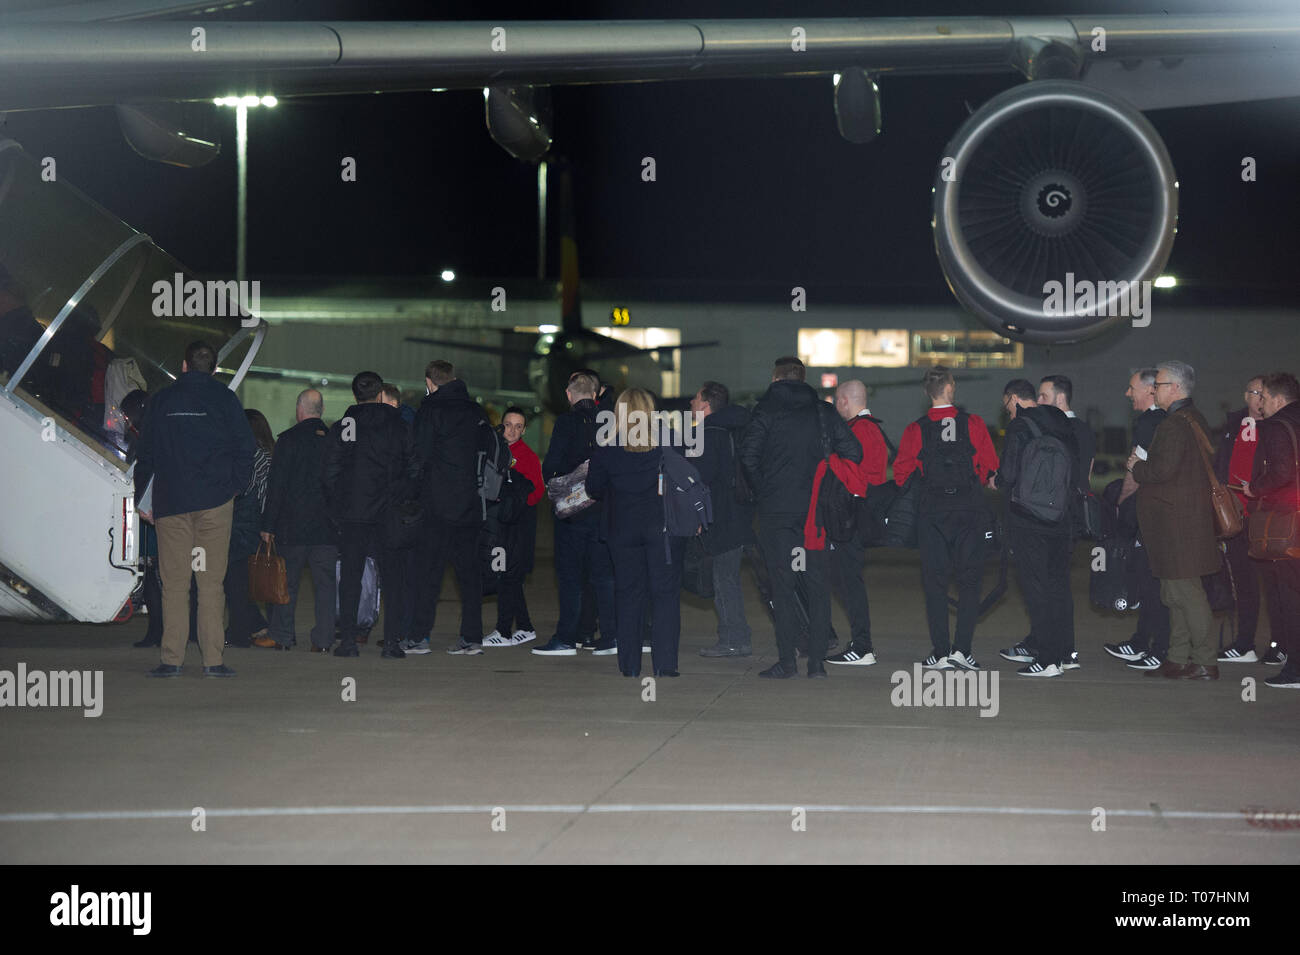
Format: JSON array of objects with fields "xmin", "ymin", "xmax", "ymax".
[{"xmin": 125, "ymin": 340, "xmax": 1300, "ymax": 690}]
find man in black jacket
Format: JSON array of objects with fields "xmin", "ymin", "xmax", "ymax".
[
  {"xmin": 408, "ymin": 360, "xmax": 491, "ymax": 655},
  {"xmin": 1248, "ymin": 372, "xmax": 1300, "ymax": 689},
  {"xmin": 535, "ymin": 370, "xmax": 617, "ymax": 656},
  {"xmin": 135, "ymin": 341, "xmax": 255, "ymax": 678},
  {"xmin": 260, "ymin": 389, "xmax": 337, "ymax": 652},
  {"xmin": 324, "ymin": 371, "xmax": 411, "ymax": 659},
  {"xmin": 993, "ymin": 379, "xmax": 1079, "ymax": 677},
  {"xmin": 692, "ymin": 381, "xmax": 756, "ymax": 658},
  {"xmin": 740, "ymin": 357, "xmax": 861, "ymax": 678}
]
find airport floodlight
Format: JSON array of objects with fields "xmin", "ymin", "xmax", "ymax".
[
  {"xmin": 440, "ymin": 269, "xmax": 456, "ymax": 282},
  {"xmin": 1154, "ymin": 275, "xmax": 1177, "ymax": 288}
]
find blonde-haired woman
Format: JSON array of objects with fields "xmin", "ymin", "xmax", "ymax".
[{"xmin": 586, "ymin": 387, "xmax": 685, "ymax": 677}]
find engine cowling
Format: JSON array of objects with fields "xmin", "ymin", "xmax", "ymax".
[{"xmin": 932, "ymin": 81, "xmax": 1178, "ymax": 344}]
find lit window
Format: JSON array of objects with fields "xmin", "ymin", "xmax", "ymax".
[
  {"xmin": 912, "ymin": 330, "xmax": 1023, "ymax": 369},
  {"xmin": 797, "ymin": 328, "xmax": 853, "ymax": 367},
  {"xmin": 853, "ymin": 329, "xmax": 908, "ymax": 368}
]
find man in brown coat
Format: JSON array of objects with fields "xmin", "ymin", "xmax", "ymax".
[{"xmin": 1127, "ymin": 360, "xmax": 1222, "ymax": 680}]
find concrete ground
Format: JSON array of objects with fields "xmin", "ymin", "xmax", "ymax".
[{"xmin": 2, "ymin": 544, "xmax": 1298, "ymax": 864}]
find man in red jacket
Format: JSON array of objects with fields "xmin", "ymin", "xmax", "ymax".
[
  {"xmin": 809, "ymin": 380, "xmax": 891, "ymax": 666},
  {"xmin": 893, "ymin": 366, "xmax": 999, "ymax": 670}
]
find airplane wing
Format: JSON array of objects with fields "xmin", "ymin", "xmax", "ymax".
[{"xmin": 0, "ymin": 15, "xmax": 1298, "ymax": 111}]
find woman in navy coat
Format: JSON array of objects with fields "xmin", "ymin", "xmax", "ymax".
[{"xmin": 586, "ymin": 387, "xmax": 685, "ymax": 677}]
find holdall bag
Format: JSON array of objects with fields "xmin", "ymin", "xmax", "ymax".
[
  {"xmin": 1186, "ymin": 411, "xmax": 1244, "ymax": 540},
  {"xmin": 248, "ymin": 539, "xmax": 290, "ymax": 605},
  {"xmin": 1248, "ymin": 416, "xmax": 1300, "ymax": 559}
]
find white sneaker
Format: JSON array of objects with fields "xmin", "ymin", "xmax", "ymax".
[
  {"xmin": 1018, "ymin": 662, "xmax": 1063, "ymax": 677},
  {"xmin": 1218, "ymin": 648, "xmax": 1258, "ymax": 663},
  {"xmin": 510, "ymin": 630, "xmax": 537, "ymax": 646},
  {"xmin": 481, "ymin": 631, "xmax": 512, "ymax": 647},
  {"xmin": 921, "ymin": 653, "xmax": 953, "ymax": 670},
  {"xmin": 948, "ymin": 649, "xmax": 980, "ymax": 670}
]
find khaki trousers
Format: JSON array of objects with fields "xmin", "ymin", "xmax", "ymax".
[
  {"xmin": 155, "ymin": 499, "xmax": 234, "ymax": 667},
  {"xmin": 1160, "ymin": 576, "xmax": 1216, "ymax": 667}
]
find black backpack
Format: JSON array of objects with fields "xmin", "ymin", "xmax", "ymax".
[
  {"xmin": 476, "ymin": 420, "xmax": 512, "ymax": 519},
  {"xmin": 917, "ymin": 411, "xmax": 979, "ymax": 502},
  {"xmin": 815, "ymin": 407, "xmax": 858, "ymax": 544},
  {"xmin": 857, "ymin": 415, "xmax": 898, "ymax": 545},
  {"xmin": 660, "ymin": 449, "xmax": 713, "ymax": 562},
  {"xmin": 1011, "ymin": 416, "xmax": 1073, "ymax": 524}
]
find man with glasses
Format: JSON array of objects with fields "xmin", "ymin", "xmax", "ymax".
[
  {"xmin": 1127, "ymin": 361, "xmax": 1221, "ymax": 680},
  {"xmin": 1104, "ymin": 369, "xmax": 1171, "ymax": 669}
]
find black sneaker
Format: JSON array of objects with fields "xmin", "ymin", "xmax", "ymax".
[
  {"xmin": 381, "ymin": 644, "xmax": 406, "ymax": 659},
  {"xmin": 825, "ymin": 648, "xmax": 877, "ymax": 666},
  {"xmin": 1127, "ymin": 653, "xmax": 1162, "ymax": 671},
  {"xmin": 203, "ymin": 665, "xmax": 236, "ymax": 678},
  {"xmin": 1018, "ymin": 661, "xmax": 1063, "ymax": 677},
  {"xmin": 333, "ymin": 644, "xmax": 360, "ymax": 658},
  {"xmin": 758, "ymin": 661, "xmax": 799, "ymax": 679},
  {"xmin": 699, "ymin": 641, "xmax": 752, "ymax": 658},
  {"xmin": 1264, "ymin": 668, "xmax": 1300, "ymax": 689},
  {"xmin": 998, "ymin": 644, "xmax": 1035, "ymax": 663},
  {"xmin": 591, "ymin": 638, "xmax": 618, "ymax": 656},
  {"xmin": 807, "ymin": 661, "xmax": 827, "ymax": 679},
  {"xmin": 145, "ymin": 664, "xmax": 181, "ymax": 678},
  {"xmin": 1061, "ymin": 651, "xmax": 1080, "ymax": 671},
  {"xmin": 1263, "ymin": 645, "xmax": 1288, "ymax": 666},
  {"xmin": 921, "ymin": 653, "xmax": 954, "ymax": 670},
  {"xmin": 532, "ymin": 637, "xmax": 577, "ymax": 656},
  {"xmin": 1104, "ymin": 642, "xmax": 1145, "ymax": 662}
]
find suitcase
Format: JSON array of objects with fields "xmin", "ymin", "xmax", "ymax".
[{"xmin": 1089, "ymin": 537, "xmax": 1137, "ymax": 612}]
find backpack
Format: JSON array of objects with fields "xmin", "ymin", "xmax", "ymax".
[
  {"xmin": 1011, "ymin": 416, "xmax": 1073, "ymax": 524},
  {"xmin": 858, "ymin": 415, "xmax": 899, "ymax": 545},
  {"xmin": 476, "ymin": 420, "xmax": 512, "ymax": 519},
  {"xmin": 660, "ymin": 449, "xmax": 713, "ymax": 563},
  {"xmin": 917, "ymin": 411, "xmax": 979, "ymax": 503},
  {"xmin": 815, "ymin": 407, "xmax": 858, "ymax": 544}
]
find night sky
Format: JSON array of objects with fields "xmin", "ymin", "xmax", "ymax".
[{"xmin": 3, "ymin": 0, "xmax": 1298, "ymax": 301}]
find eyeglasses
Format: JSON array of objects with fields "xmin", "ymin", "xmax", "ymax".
[
  {"xmin": 1154, "ymin": 381, "xmax": 1175, "ymax": 388},
  {"xmin": 1245, "ymin": 389, "xmax": 1264, "ymax": 398}
]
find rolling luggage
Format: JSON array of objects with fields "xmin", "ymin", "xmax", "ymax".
[{"xmin": 1090, "ymin": 537, "xmax": 1137, "ymax": 612}]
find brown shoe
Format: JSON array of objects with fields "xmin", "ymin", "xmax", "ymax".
[
  {"xmin": 1183, "ymin": 664, "xmax": 1220, "ymax": 680},
  {"xmin": 1146, "ymin": 661, "xmax": 1189, "ymax": 678},
  {"xmin": 251, "ymin": 636, "xmax": 277, "ymax": 649}
]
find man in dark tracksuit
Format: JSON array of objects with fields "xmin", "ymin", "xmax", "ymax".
[
  {"xmin": 692, "ymin": 381, "xmax": 755, "ymax": 658},
  {"xmin": 993, "ymin": 379, "xmax": 1079, "ymax": 676},
  {"xmin": 892, "ymin": 366, "xmax": 999, "ymax": 671},
  {"xmin": 409, "ymin": 360, "xmax": 491, "ymax": 655},
  {"xmin": 535, "ymin": 371, "xmax": 617, "ymax": 656},
  {"xmin": 324, "ymin": 371, "xmax": 411, "ymax": 658},
  {"xmin": 261, "ymin": 388, "xmax": 337, "ymax": 652},
  {"xmin": 740, "ymin": 357, "xmax": 861, "ymax": 679},
  {"xmin": 1103, "ymin": 368, "xmax": 1173, "ymax": 669},
  {"xmin": 135, "ymin": 341, "xmax": 255, "ymax": 678}
]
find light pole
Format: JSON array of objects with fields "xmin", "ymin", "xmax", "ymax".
[{"xmin": 213, "ymin": 95, "xmax": 277, "ymax": 284}]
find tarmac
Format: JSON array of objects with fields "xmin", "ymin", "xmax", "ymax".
[{"xmin": 2, "ymin": 541, "xmax": 1298, "ymax": 864}]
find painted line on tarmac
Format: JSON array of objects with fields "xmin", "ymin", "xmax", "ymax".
[{"xmin": 0, "ymin": 804, "xmax": 1250, "ymax": 823}]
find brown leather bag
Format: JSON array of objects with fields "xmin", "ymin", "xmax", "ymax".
[
  {"xmin": 248, "ymin": 538, "xmax": 290, "ymax": 604},
  {"xmin": 1248, "ymin": 417, "xmax": 1300, "ymax": 560},
  {"xmin": 1186, "ymin": 413, "xmax": 1244, "ymax": 540}
]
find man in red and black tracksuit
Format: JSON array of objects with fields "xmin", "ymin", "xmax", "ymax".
[
  {"xmin": 808, "ymin": 380, "xmax": 891, "ymax": 666},
  {"xmin": 893, "ymin": 365, "xmax": 999, "ymax": 670}
]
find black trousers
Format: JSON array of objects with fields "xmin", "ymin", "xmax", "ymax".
[
  {"xmin": 338, "ymin": 521, "xmax": 399, "ymax": 649},
  {"xmin": 1009, "ymin": 525, "xmax": 1072, "ymax": 667},
  {"xmin": 223, "ymin": 554, "xmax": 268, "ymax": 646},
  {"xmin": 412, "ymin": 520, "xmax": 484, "ymax": 644},
  {"xmin": 758, "ymin": 515, "xmax": 831, "ymax": 667},
  {"xmin": 826, "ymin": 538, "xmax": 872, "ymax": 653},
  {"xmin": 271, "ymin": 543, "xmax": 337, "ymax": 648},
  {"xmin": 1224, "ymin": 531, "xmax": 1261, "ymax": 651},
  {"xmin": 917, "ymin": 505, "xmax": 988, "ymax": 657},
  {"xmin": 1130, "ymin": 537, "xmax": 1171, "ymax": 656},
  {"xmin": 1257, "ymin": 559, "xmax": 1285, "ymax": 649},
  {"xmin": 611, "ymin": 533, "xmax": 684, "ymax": 676},
  {"xmin": 496, "ymin": 509, "xmax": 537, "ymax": 635}
]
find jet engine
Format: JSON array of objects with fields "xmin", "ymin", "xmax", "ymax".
[{"xmin": 932, "ymin": 81, "xmax": 1178, "ymax": 344}]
